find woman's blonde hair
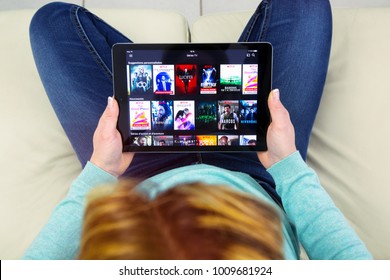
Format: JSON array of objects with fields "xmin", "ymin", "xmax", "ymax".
[{"xmin": 79, "ymin": 181, "xmax": 284, "ymax": 260}]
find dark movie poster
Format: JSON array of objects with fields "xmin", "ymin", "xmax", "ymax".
[
  {"xmin": 173, "ymin": 135, "xmax": 197, "ymax": 146},
  {"xmin": 195, "ymin": 101, "xmax": 217, "ymax": 130},
  {"xmin": 239, "ymin": 100, "xmax": 258, "ymax": 125},
  {"xmin": 151, "ymin": 100, "xmax": 174, "ymax": 130},
  {"xmin": 175, "ymin": 65, "xmax": 197, "ymax": 95},
  {"xmin": 217, "ymin": 100, "xmax": 239, "ymax": 130},
  {"xmin": 153, "ymin": 135, "xmax": 174, "ymax": 146}
]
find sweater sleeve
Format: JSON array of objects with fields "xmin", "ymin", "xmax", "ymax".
[
  {"xmin": 267, "ymin": 152, "xmax": 372, "ymax": 260},
  {"xmin": 22, "ymin": 162, "xmax": 118, "ymax": 260}
]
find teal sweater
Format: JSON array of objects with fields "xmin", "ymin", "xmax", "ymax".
[{"xmin": 22, "ymin": 152, "xmax": 372, "ymax": 260}]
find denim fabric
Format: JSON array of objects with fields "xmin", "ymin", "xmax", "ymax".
[{"xmin": 29, "ymin": 0, "xmax": 332, "ymax": 206}]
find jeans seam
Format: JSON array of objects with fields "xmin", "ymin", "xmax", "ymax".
[
  {"xmin": 241, "ymin": 13, "xmax": 260, "ymax": 42},
  {"xmin": 241, "ymin": 0, "xmax": 271, "ymax": 42},
  {"xmin": 70, "ymin": 5, "xmax": 113, "ymax": 80},
  {"xmin": 260, "ymin": 0, "xmax": 271, "ymax": 41},
  {"xmin": 91, "ymin": 13, "xmax": 132, "ymax": 44}
]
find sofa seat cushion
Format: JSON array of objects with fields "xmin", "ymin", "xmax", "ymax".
[
  {"xmin": 0, "ymin": 8, "xmax": 189, "ymax": 259},
  {"xmin": 192, "ymin": 8, "xmax": 390, "ymax": 259}
]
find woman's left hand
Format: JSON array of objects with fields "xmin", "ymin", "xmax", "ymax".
[{"xmin": 90, "ymin": 96, "xmax": 134, "ymax": 177}]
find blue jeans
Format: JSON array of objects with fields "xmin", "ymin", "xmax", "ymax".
[{"xmin": 29, "ymin": 0, "xmax": 332, "ymax": 206}]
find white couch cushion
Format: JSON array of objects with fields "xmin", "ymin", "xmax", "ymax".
[
  {"xmin": 0, "ymin": 8, "xmax": 189, "ymax": 259},
  {"xmin": 308, "ymin": 8, "xmax": 390, "ymax": 260},
  {"xmin": 0, "ymin": 10, "xmax": 81, "ymax": 260},
  {"xmin": 192, "ymin": 11, "xmax": 252, "ymax": 43},
  {"xmin": 192, "ymin": 8, "xmax": 390, "ymax": 259},
  {"xmin": 90, "ymin": 9, "xmax": 189, "ymax": 43}
]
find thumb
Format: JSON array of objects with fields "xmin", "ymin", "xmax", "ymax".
[
  {"xmin": 268, "ymin": 89, "xmax": 290, "ymax": 126},
  {"xmin": 99, "ymin": 96, "xmax": 119, "ymax": 132}
]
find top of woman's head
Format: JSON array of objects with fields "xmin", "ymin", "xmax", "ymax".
[{"xmin": 79, "ymin": 181, "xmax": 284, "ymax": 260}]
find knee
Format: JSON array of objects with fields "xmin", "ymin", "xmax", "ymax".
[
  {"xmin": 298, "ymin": 0, "xmax": 332, "ymax": 35},
  {"xmin": 307, "ymin": 0, "xmax": 332, "ymax": 49},
  {"xmin": 309, "ymin": 0, "xmax": 332, "ymax": 27},
  {"xmin": 278, "ymin": 0, "xmax": 332, "ymax": 43},
  {"xmin": 29, "ymin": 2, "xmax": 76, "ymax": 44},
  {"xmin": 275, "ymin": 0, "xmax": 332, "ymax": 31}
]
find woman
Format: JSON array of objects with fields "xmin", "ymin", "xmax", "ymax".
[{"xmin": 24, "ymin": 0, "xmax": 372, "ymax": 260}]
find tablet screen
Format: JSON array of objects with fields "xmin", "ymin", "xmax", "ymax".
[{"xmin": 112, "ymin": 43, "xmax": 272, "ymax": 152}]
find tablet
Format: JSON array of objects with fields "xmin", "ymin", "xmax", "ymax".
[{"xmin": 112, "ymin": 42, "xmax": 272, "ymax": 152}]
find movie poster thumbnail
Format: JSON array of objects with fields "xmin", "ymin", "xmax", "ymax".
[
  {"xmin": 175, "ymin": 65, "xmax": 197, "ymax": 95},
  {"xmin": 195, "ymin": 101, "xmax": 217, "ymax": 129},
  {"xmin": 151, "ymin": 101, "xmax": 173, "ymax": 130},
  {"xmin": 240, "ymin": 135, "xmax": 257, "ymax": 146},
  {"xmin": 173, "ymin": 135, "xmax": 197, "ymax": 146},
  {"xmin": 153, "ymin": 65, "xmax": 175, "ymax": 95},
  {"xmin": 220, "ymin": 64, "xmax": 242, "ymax": 93},
  {"xmin": 218, "ymin": 135, "xmax": 239, "ymax": 146},
  {"xmin": 129, "ymin": 101, "xmax": 151, "ymax": 130},
  {"xmin": 132, "ymin": 135, "xmax": 152, "ymax": 146},
  {"xmin": 242, "ymin": 64, "xmax": 258, "ymax": 95},
  {"xmin": 153, "ymin": 135, "xmax": 173, "ymax": 146},
  {"xmin": 174, "ymin": 100, "xmax": 195, "ymax": 130},
  {"xmin": 129, "ymin": 65, "xmax": 153, "ymax": 95},
  {"xmin": 196, "ymin": 135, "xmax": 217, "ymax": 146},
  {"xmin": 200, "ymin": 65, "xmax": 218, "ymax": 94},
  {"xmin": 239, "ymin": 100, "xmax": 258, "ymax": 125},
  {"xmin": 218, "ymin": 100, "xmax": 239, "ymax": 130}
]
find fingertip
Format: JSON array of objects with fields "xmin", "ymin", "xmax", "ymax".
[
  {"xmin": 106, "ymin": 96, "xmax": 119, "ymax": 117},
  {"xmin": 268, "ymin": 89, "xmax": 282, "ymax": 110},
  {"xmin": 108, "ymin": 96, "xmax": 114, "ymax": 110},
  {"xmin": 271, "ymin": 89, "xmax": 280, "ymax": 101},
  {"xmin": 268, "ymin": 88, "xmax": 289, "ymax": 123}
]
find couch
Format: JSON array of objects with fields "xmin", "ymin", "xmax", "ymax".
[{"xmin": 1, "ymin": 6, "xmax": 389, "ymax": 259}]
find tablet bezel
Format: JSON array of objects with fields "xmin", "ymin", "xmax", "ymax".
[{"xmin": 112, "ymin": 42, "xmax": 272, "ymax": 152}]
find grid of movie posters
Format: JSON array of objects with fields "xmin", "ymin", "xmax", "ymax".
[{"xmin": 126, "ymin": 63, "xmax": 260, "ymax": 147}]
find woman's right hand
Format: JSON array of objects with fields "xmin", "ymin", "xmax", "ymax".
[{"xmin": 257, "ymin": 89, "xmax": 297, "ymax": 169}]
